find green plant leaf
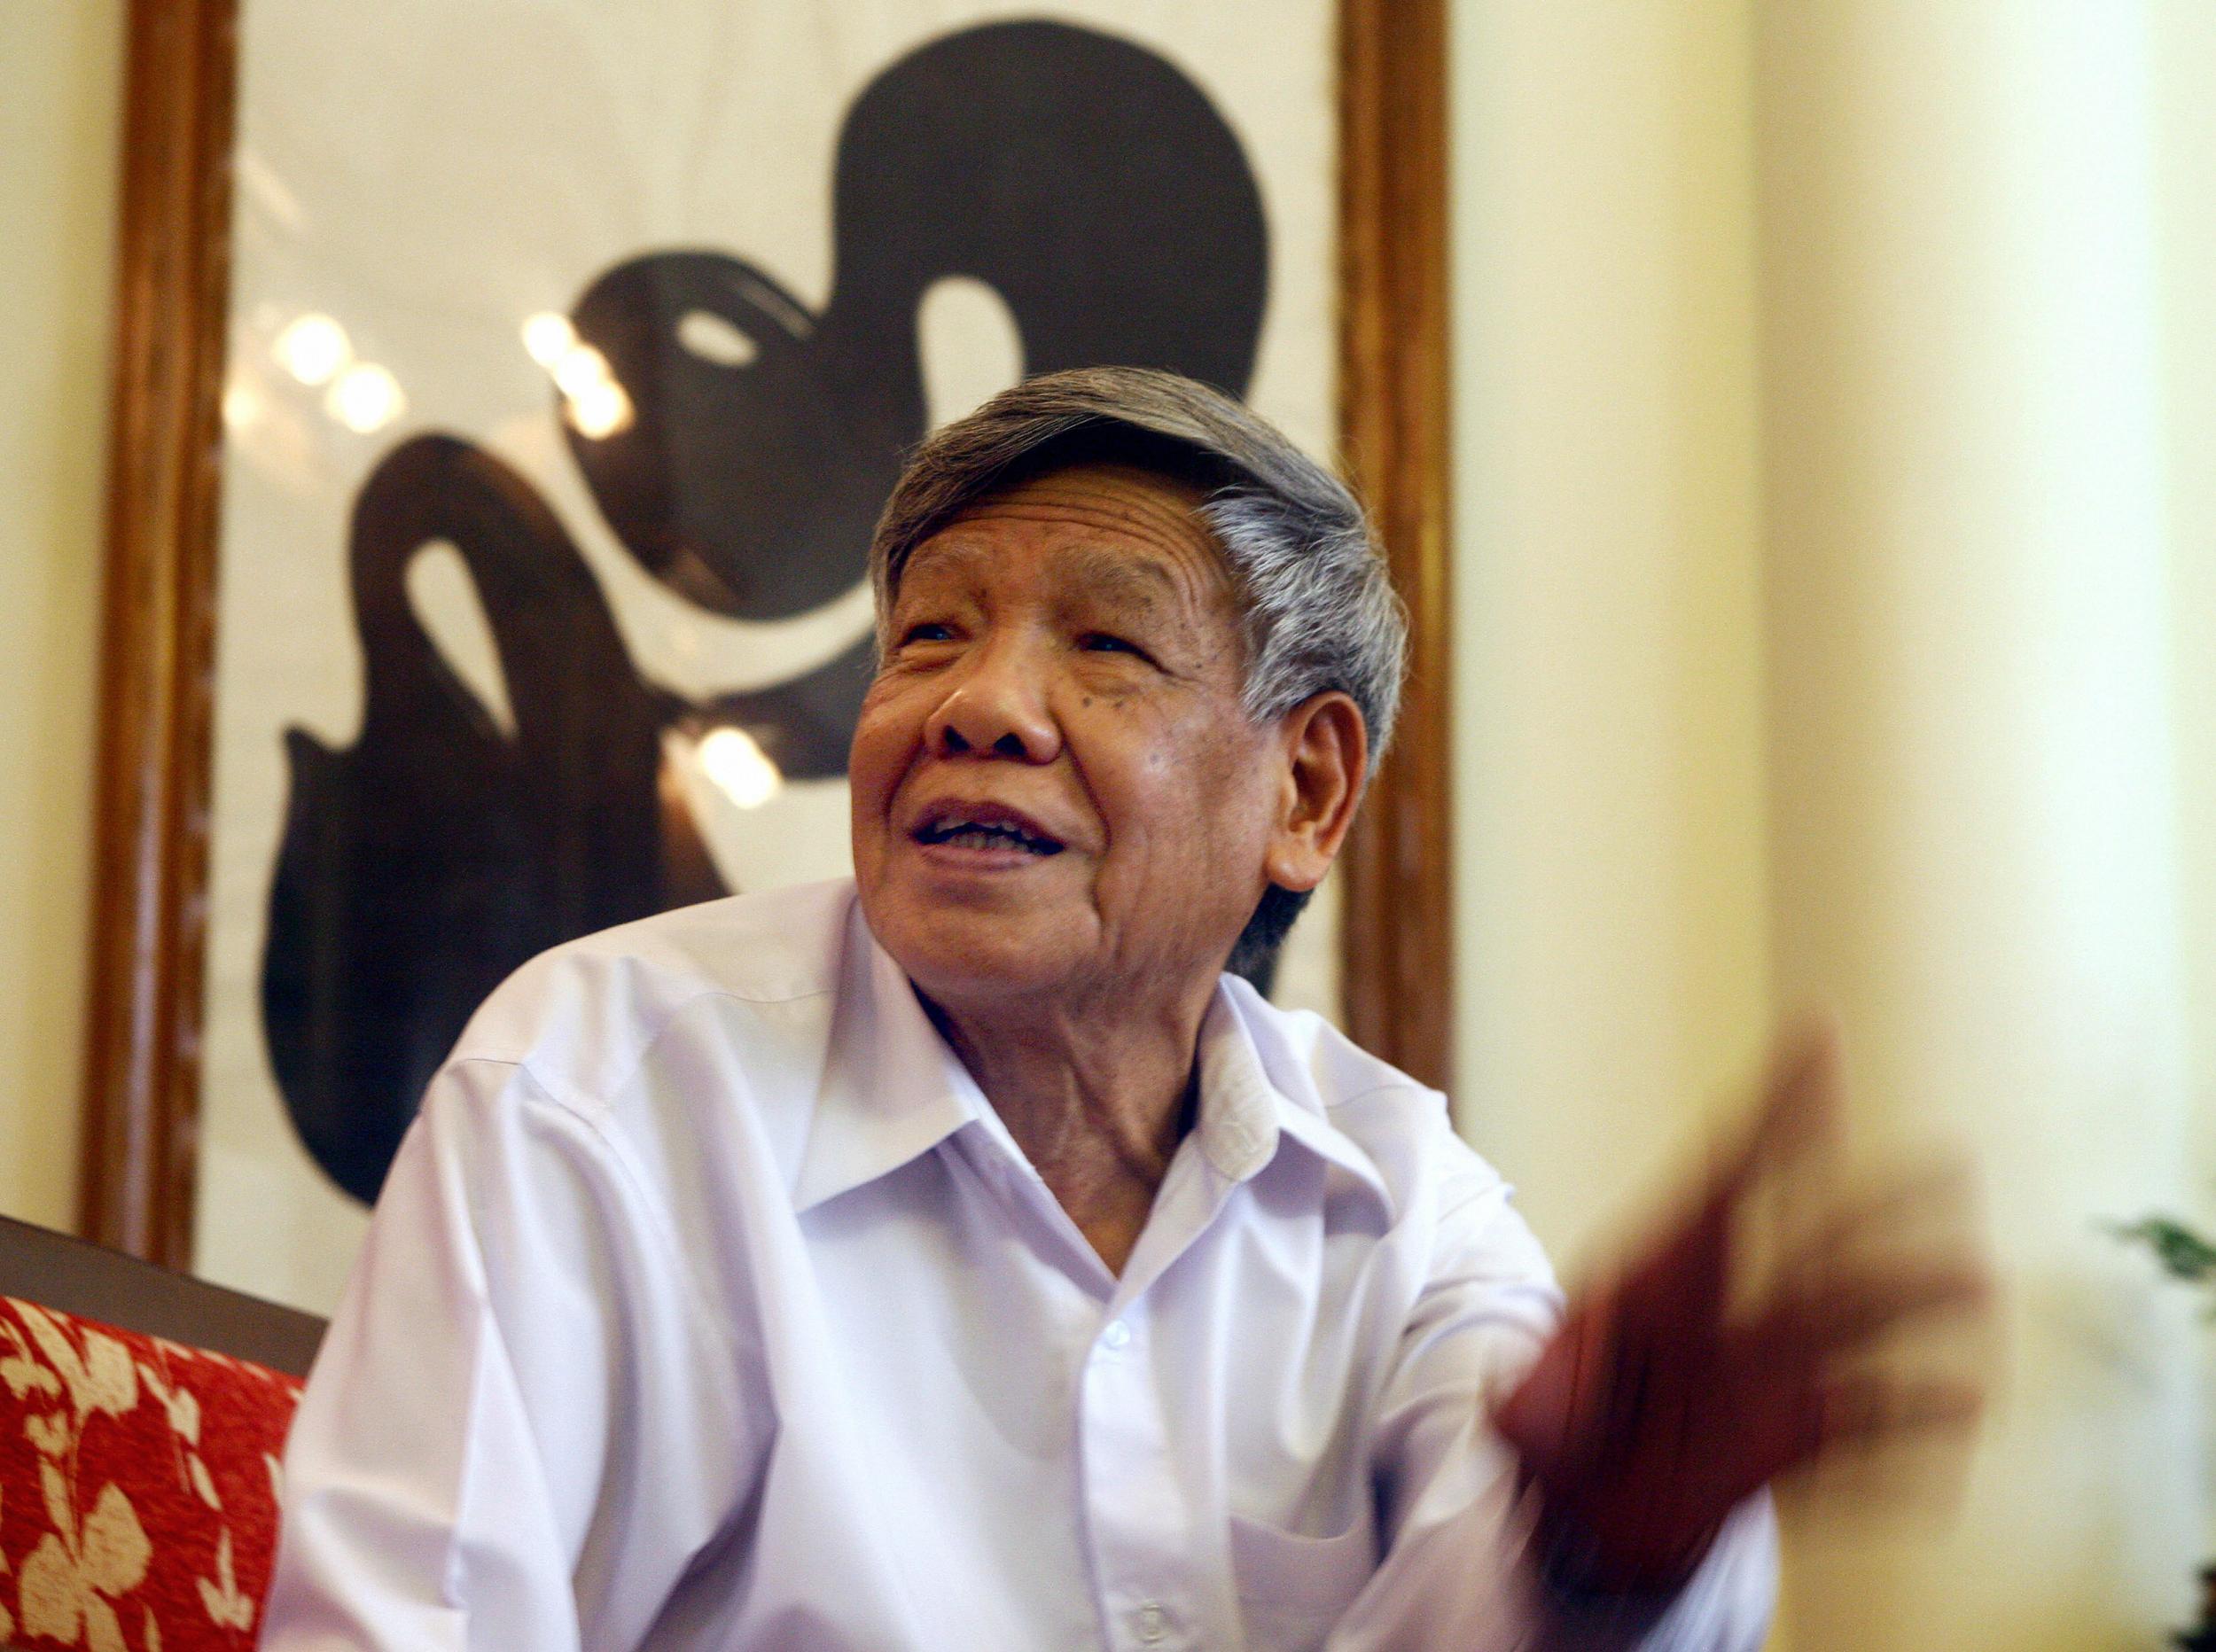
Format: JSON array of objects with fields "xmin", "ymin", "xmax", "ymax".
[{"xmin": 2107, "ymin": 1215, "xmax": 2216, "ymax": 1282}]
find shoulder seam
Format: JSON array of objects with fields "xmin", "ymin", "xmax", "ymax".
[
  {"xmin": 495, "ymin": 1058, "xmax": 759, "ymax": 1407},
  {"xmin": 449, "ymin": 981, "xmax": 836, "ymax": 1119},
  {"xmin": 1318, "ymin": 1078, "xmax": 1440, "ymax": 1115}
]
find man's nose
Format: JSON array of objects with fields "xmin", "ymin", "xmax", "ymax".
[{"xmin": 924, "ymin": 638, "xmax": 1061, "ymax": 763}]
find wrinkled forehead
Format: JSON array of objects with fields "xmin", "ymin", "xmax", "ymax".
[
  {"xmin": 886, "ymin": 462, "xmax": 1233, "ymax": 609},
  {"xmin": 898, "ymin": 535, "xmax": 1190, "ymax": 615}
]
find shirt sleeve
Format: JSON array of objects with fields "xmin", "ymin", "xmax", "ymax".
[
  {"xmin": 258, "ymin": 1056, "xmax": 748, "ymax": 1651},
  {"xmin": 1326, "ymin": 1142, "xmax": 1780, "ymax": 1652}
]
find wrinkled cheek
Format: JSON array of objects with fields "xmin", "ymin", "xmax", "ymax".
[
  {"xmin": 1097, "ymin": 835, "xmax": 1202, "ymax": 958},
  {"xmin": 846, "ymin": 719, "xmax": 904, "ymax": 878}
]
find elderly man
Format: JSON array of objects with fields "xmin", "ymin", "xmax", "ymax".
[{"xmin": 261, "ymin": 368, "xmax": 1979, "ymax": 1649}]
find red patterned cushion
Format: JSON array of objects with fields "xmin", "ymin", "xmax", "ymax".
[{"xmin": 0, "ymin": 1296, "xmax": 302, "ymax": 1651}]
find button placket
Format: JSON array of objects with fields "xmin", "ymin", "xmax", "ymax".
[{"xmin": 1079, "ymin": 1308, "xmax": 1206, "ymax": 1648}]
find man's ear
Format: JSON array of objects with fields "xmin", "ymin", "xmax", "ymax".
[{"xmin": 1262, "ymin": 691, "xmax": 1368, "ymax": 893}]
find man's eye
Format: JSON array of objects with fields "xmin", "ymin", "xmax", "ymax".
[
  {"xmin": 899, "ymin": 622, "xmax": 955, "ymax": 645},
  {"xmin": 1079, "ymin": 633, "xmax": 1143, "ymax": 657}
]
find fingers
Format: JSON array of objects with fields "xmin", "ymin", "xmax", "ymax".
[
  {"xmin": 1726, "ymin": 1368, "xmax": 1988, "ymax": 1495},
  {"xmin": 1815, "ymin": 1373, "xmax": 1986, "ymax": 1453},
  {"xmin": 1776, "ymin": 1154, "xmax": 1978, "ymax": 1282},
  {"xmin": 1752, "ymin": 1255, "xmax": 1994, "ymax": 1365},
  {"xmin": 1500, "ymin": 1011, "xmax": 1999, "ymax": 1563},
  {"xmin": 1713, "ymin": 1013, "xmax": 1845, "ymax": 1204},
  {"xmin": 1736, "ymin": 1116, "xmax": 1993, "ymax": 1380},
  {"xmin": 1610, "ymin": 1016, "xmax": 1849, "ymax": 1328}
]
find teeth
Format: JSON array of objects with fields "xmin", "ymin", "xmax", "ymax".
[
  {"xmin": 941, "ymin": 828, "xmax": 1034, "ymax": 852},
  {"xmin": 922, "ymin": 817, "xmax": 1057, "ymax": 853}
]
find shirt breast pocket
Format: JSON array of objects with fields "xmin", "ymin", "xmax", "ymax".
[{"xmin": 1227, "ymin": 1514, "xmax": 1377, "ymax": 1651}]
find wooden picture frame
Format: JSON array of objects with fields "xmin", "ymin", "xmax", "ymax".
[{"xmin": 76, "ymin": 0, "xmax": 1451, "ymax": 1266}]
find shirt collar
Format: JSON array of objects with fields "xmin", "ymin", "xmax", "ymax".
[
  {"xmin": 1197, "ymin": 980, "xmax": 1394, "ymax": 1207},
  {"xmin": 792, "ymin": 901, "xmax": 1392, "ymax": 1214},
  {"xmin": 792, "ymin": 901, "xmax": 986, "ymax": 1212}
]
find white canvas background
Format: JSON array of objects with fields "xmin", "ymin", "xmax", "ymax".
[{"xmin": 199, "ymin": 0, "xmax": 1340, "ymax": 1311}]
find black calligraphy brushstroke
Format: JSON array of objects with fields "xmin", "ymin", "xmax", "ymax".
[
  {"xmin": 566, "ymin": 255, "xmax": 892, "ymax": 623},
  {"xmin": 263, "ymin": 437, "xmax": 725, "ymax": 1202},
  {"xmin": 262, "ymin": 19, "xmax": 1270, "ymax": 1202},
  {"xmin": 823, "ymin": 19, "xmax": 1266, "ymax": 391},
  {"xmin": 566, "ymin": 20, "xmax": 1266, "ymax": 623}
]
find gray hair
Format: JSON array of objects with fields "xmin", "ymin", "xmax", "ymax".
[
  {"xmin": 869, "ymin": 366, "xmax": 1407, "ymax": 759},
  {"xmin": 865, "ymin": 366, "xmax": 1408, "ymax": 980}
]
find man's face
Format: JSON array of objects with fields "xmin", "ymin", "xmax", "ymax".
[{"xmin": 849, "ymin": 463, "xmax": 1281, "ymax": 1013}]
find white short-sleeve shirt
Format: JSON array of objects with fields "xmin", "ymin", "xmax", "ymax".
[{"xmin": 261, "ymin": 879, "xmax": 1775, "ymax": 1651}]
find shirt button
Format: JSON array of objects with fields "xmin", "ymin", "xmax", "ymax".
[
  {"xmin": 1101, "ymin": 1319, "xmax": 1131, "ymax": 1352},
  {"xmin": 1135, "ymin": 1602, "xmax": 1168, "ymax": 1642}
]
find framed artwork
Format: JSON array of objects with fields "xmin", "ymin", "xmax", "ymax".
[{"xmin": 81, "ymin": 0, "xmax": 1450, "ymax": 1309}]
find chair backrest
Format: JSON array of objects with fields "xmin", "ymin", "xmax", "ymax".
[
  {"xmin": 0, "ymin": 1219, "xmax": 329, "ymax": 1649},
  {"xmin": 0, "ymin": 1215, "xmax": 325, "ymax": 1377}
]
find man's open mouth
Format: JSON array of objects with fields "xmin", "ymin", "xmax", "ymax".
[{"xmin": 912, "ymin": 812, "xmax": 1065, "ymax": 855}]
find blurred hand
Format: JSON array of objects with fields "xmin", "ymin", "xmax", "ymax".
[{"xmin": 1489, "ymin": 1021, "xmax": 1993, "ymax": 1594}]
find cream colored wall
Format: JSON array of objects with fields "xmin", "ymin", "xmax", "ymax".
[
  {"xmin": 1448, "ymin": 0, "xmax": 1774, "ymax": 1278},
  {"xmin": 2159, "ymin": 0, "xmax": 2216, "ymax": 1598},
  {"xmin": 1453, "ymin": 4, "xmax": 2216, "ymax": 1648},
  {"xmin": 1758, "ymin": 8, "xmax": 2201, "ymax": 1647},
  {"xmin": 0, "ymin": 0, "xmax": 124, "ymax": 1232},
  {"xmin": 2159, "ymin": 5, "xmax": 2216, "ymax": 1238}
]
